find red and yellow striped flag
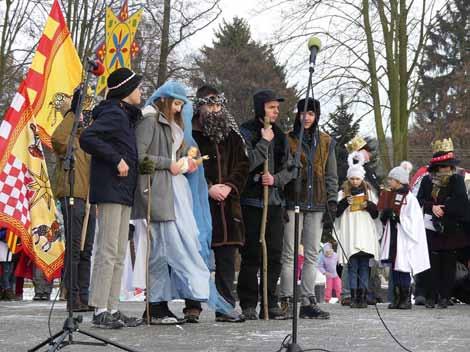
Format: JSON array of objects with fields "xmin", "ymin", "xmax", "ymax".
[{"xmin": 0, "ymin": 0, "xmax": 81, "ymax": 280}]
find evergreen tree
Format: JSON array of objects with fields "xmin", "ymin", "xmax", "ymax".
[
  {"xmin": 414, "ymin": 0, "xmax": 470, "ymax": 146},
  {"xmin": 326, "ymin": 95, "xmax": 360, "ymax": 185},
  {"xmin": 192, "ymin": 17, "xmax": 297, "ymax": 124}
]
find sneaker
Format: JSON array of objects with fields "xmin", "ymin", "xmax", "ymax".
[
  {"xmin": 215, "ymin": 311, "xmax": 245, "ymax": 323},
  {"xmin": 92, "ymin": 311, "xmax": 124, "ymax": 329},
  {"xmin": 33, "ymin": 293, "xmax": 43, "ymax": 301},
  {"xmin": 340, "ymin": 297, "xmax": 351, "ymax": 306},
  {"xmin": 259, "ymin": 306, "xmax": 289, "ymax": 320},
  {"xmin": 299, "ymin": 304, "xmax": 330, "ymax": 320},
  {"xmin": 67, "ymin": 299, "xmax": 90, "ymax": 313},
  {"xmin": 437, "ymin": 298, "xmax": 449, "ymax": 309},
  {"xmin": 242, "ymin": 307, "xmax": 258, "ymax": 320},
  {"xmin": 112, "ymin": 310, "xmax": 143, "ymax": 327},
  {"xmin": 143, "ymin": 303, "xmax": 185, "ymax": 325},
  {"xmin": 2, "ymin": 289, "xmax": 15, "ymax": 301},
  {"xmin": 41, "ymin": 293, "xmax": 50, "ymax": 301},
  {"xmin": 414, "ymin": 295, "xmax": 426, "ymax": 306},
  {"xmin": 183, "ymin": 307, "xmax": 201, "ymax": 324}
]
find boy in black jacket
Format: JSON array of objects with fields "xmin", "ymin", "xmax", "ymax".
[{"xmin": 79, "ymin": 68, "xmax": 142, "ymax": 329}]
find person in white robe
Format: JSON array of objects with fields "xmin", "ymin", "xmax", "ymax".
[
  {"xmin": 335, "ymin": 161, "xmax": 380, "ymax": 308},
  {"xmin": 379, "ymin": 166, "xmax": 430, "ymax": 310}
]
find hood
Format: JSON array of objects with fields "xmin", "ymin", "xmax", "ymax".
[
  {"xmin": 92, "ymin": 98, "xmax": 141, "ymax": 123},
  {"xmin": 293, "ymin": 98, "xmax": 321, "ymax": 136}
]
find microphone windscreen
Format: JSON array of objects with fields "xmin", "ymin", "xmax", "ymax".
[{"xmin": 307, "ymin": 37, "xmax": 322, "ymax": 51}]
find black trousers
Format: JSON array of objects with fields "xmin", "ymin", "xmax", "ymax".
[
  {"xmin": 237, "ymin": 205, "xmax": 284, "ymax": 310},
  {"xmin": 423, "ymin": 250, "xmax": 457, "ymax": 300},
  {"xmin": 214, "ymin": 245, "xmax": 238, "ymax": 308},
  {"xmin": 60, "ymin": 197, "xmax": 96, "ymax": 303}
]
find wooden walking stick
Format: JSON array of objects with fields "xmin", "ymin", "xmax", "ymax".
[
  {"xmin": 260, "ymin": 115, "xmax": 270, "ymax": 321},
  {"xmin": 80, "ymin": 194, "xmax": 91, "ymax": 251},
  {"xmin": 145, "ymin": 175, "xmax": 152, "ymax": 325}
]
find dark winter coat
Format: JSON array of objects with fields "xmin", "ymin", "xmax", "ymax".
[
  {"xmin": 417, "ymin": 173, "xmax": 470, "ymax": 251},
  {"xmin": 79, "ymin": 99, "xmax": 140, "ymax": 206},
  {"xmin": 239, "ymin": 118, "xmax": 294, "ymax": 208},
  {"xmin": 193, "ymin": 130, "xmax": 250, "ymax": 247}
]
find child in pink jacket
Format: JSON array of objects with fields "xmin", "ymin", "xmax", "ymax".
[{"xmin": 318, "ymin": 243, "xmax": 342, "ymax": 303}]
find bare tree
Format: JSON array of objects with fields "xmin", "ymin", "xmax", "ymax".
[
  {"xmin": 142, "ymin": 0, "xmax": 222, "ymax": 88},
  {"xmin": 62, "ymin": 0, "xmax": 122, "ymax": 59},
  {"xmin": 0, "ymin": 0, "xmax": 47, "ymax": 117},
  {"xmin": 268, "ymin": 0, "xmax": 439, "ymax": 170}
]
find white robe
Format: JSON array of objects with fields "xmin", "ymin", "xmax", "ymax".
[
  {"xmin": 335, "ymin": 189, "xmax": 380, "ymax": 265},
  {"xmin": 0, "ymin": 242, "xmax": 12, "ymax": 262},
  {"xmin": 380, "ymin": 192, "xmax": 430, "ymax": 275}
]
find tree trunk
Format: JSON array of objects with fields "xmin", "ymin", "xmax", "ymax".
[
  {"xmin": 362, "ymin": 0, "xmax": 391, "ymax": 171},
  {"xmin": 157, "ymin": 0, "xmax": 171, "ymax": 87}
]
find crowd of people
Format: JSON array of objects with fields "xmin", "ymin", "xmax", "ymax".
[{"xmin": 1, "ymin": 67, "xmax": 469, "ymax": 331}]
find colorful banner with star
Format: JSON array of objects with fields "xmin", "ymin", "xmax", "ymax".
[
  {"xmin": 0, "ymin": 0, "xmax": 79, "ymax": 280},
  {"xmin": 95, "ymin": 1, "xmax": 143, "ymax": 95}
]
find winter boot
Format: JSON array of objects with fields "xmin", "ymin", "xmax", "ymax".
[
  {"xmin": 280, "ymin": 297, "xmax": 294, "ymax": 319},
  {"xmin": 299, "ymin": 296, "xmax": 330, "ymax": 319},
  {"xmin": 398, "ymin": 286, "xmax": 412, "ymax": 309},
  {"xmin": 388, "ymin": 285, "xmax": 400, "ymax": 309},
  {"xmin": 350, "ymin": 289, "xmax": 358, "ymax": 308},
  {"xmin": 358, "ymin": 289, "xmax": 368, "ymax": 308}
]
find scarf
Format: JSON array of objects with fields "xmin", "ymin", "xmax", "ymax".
[{"xmin": 431, "ymin": 170, "xmax": 453, "ymax": 200}]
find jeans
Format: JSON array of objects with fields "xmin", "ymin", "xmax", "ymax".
[
  {"xmin": 33, "ymin": 266, "xmax": 52, "ymax": 295},
  {"xmin": 0, "ymin": 262, "xmax": 13, "ymax": 289},
  {"xmin": 392, "ymin": 270, "xmax": 411, "ymax": 288},
  {"xmin": 279, "ymin": 210, "xmax": 323, "ymax": 301},
  {"xmin": 348, "ymin": 254, "xmax": 370, "ymax": 289},
  {"xmin": 341, "ymin": 265, "xmax": 350, "ymax": 298}
]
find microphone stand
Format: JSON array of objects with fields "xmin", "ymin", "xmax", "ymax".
[
  {"xmin": 286, "ymin": 61, "xmax": 317, "ymax": 352},
  {"xmin": 29, "ymin": 59, "xmax": 138, "ymax": 352}
]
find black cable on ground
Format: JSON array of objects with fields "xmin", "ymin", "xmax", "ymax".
[{"xmin": 47, "ymin": 202, "xmax": 67, "ymax": 339}]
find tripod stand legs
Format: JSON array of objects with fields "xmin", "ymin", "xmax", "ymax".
[
  {"xmin": 28, "ymin": 316, "xmax": 139, "ymax": 352},
  {"xmin": 286, "ymin": 343, "xmax": 304, "ymax": 352}
]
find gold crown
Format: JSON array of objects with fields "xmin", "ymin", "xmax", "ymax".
[
  {"xmin": 431, "ymin": 138, "xmax": 454, "ymax": 153},
  {"xmin": 345, "ymin": 136, "xmax": 367, "ymax": 153}
]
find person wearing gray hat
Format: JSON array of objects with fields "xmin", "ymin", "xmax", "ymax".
[{"xmin": 379, "ymin": 165, "xmax": 430, "ymax": 310}]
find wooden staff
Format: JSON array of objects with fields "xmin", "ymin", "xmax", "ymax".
[
  {"xmin": 80, "ymin": 194, "xmax": 91, "ymax": 251},
  {"xmin": 260, "ymin": 115, "xmax": 270, "ymax": 321},
  {"xmin": 145, "ymin": 175, "xmax": 152, "ymax": 325}
]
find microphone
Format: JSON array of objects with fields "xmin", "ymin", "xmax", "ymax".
[
  {"xmin": 86, "ymin": 58, "xmax": 105, "ymax": 76},
  {"xmin": 307, "ymin": 37, "xmax": 322, "ymax": 68}
]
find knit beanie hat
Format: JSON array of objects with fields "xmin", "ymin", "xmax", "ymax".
[
  {"xmin": 388, "ymin": 166, "xmax": 410, "ymax": 184},
  {"xmin": 347, "ymin": 164, "xmax": 366, "ymax": 180},
  {"xmin": 106, "ymin": 67, "xmax": 142, "ymax": 100}
]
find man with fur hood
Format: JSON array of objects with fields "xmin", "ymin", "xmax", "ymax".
[{"xmin": 279, "ymin": 97, "xmax": 338, "ymax": 319}]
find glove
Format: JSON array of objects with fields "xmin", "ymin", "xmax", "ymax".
[
  {"xmin": 322, "ymin": 201, "xmax": 337, "ymax": 230},
  {"xmin": 139, "ymin": 157, "xmax": 155, "ymax": 175},
  {"xmin": 380, "ymin": 208, "xmax": 394, "ymax": 224}
]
